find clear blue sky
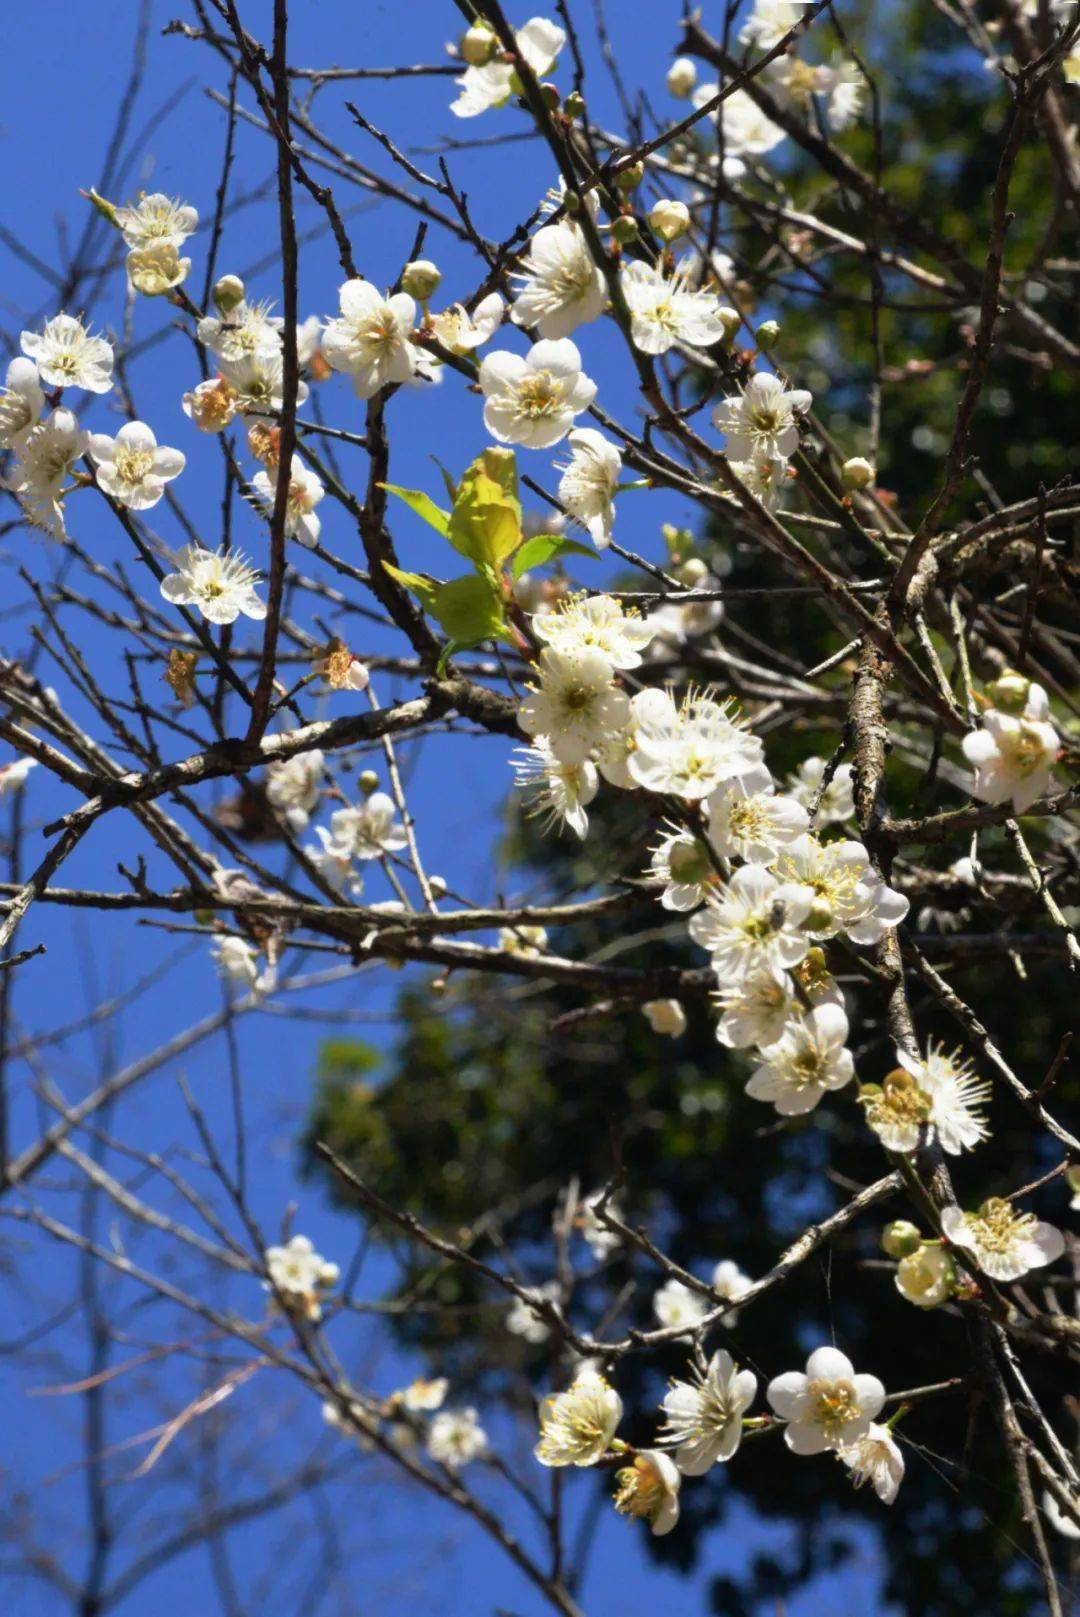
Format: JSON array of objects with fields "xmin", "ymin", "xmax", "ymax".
[{"xmin": 0, "ymin": 3, "xmax": 896, "ymax": 1612}]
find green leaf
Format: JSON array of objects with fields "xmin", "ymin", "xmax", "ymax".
[
  {"xmin": 382, "ymin": 561, "xmax": 440, "ymax": 611},
  {"xmin": 447, "ymin": 469, "xmax": 522, "ymax": 567},
  {"xmin": 429, "ymin": 572, "xmax": 507, "ymax": 644},
  {"xmin": 510, "ymin": 533, "xmax": 598, "ymax": 579},
  {"xmin": 379, "ymin": 483, "xmax": 450, "ymax": 537}
]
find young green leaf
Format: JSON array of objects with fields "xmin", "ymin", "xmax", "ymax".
[
  {"xmin": 510, "ymin": 532, "xmax": 598, "ymax": 579},
  {"xmin": 379, "ymin": 483, "xmax": 451, "ymax": 537}
]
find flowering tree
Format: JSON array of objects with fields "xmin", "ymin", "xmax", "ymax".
[{"xmin": 1, "ymin": 0, "xmax": 1079, "ymax": 1613}]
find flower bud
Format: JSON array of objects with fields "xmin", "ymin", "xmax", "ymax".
[
  {"xmin": 84, "ymin": 187, "xmax": 120, "ymax": 227},
  {"xmin": 358, "ymin": 769, "xmax": 380, "ymax": 797},
  {"xmin": 213, "ymin": 274, "xmax": 245, "ymax": 315},
  {"xmin": 615, "ymin": 161, "xmax": 645, "ymax": 193},
  {"xmin": 666, "ymin": 57, "xmax": 697, "ymax": 99},
  {"xmin": 648, "ymin": 199, "xmax": 691, "ymax": 242},
  {"xmin": 841, "ymin": 456, "xmax": 876, "ymax": 491},
  {"xmin": 756, "ymin": 319, "xmax": 780, "ymax": 346},
  {"xmin": 643, "ymin": 998, "xmax": 687, "ymax": 1037},
  {"xmin": 429, "ymin": 875, "xmax": 448, "ymax": 898},
  {"xmin": 461, "ymin": 24, "xmax": 497, "ymax": 65},
  {"xmin": 564, "ymin": 90, "xmax": 585, "ymax": 119},
  {"xmin": 986, "ymin": 669, "xmax": 1031, "ymax": 714},
  {"xmin": 402, "ymin": 259, "xmax": 442, "ymax": 301},
  {"xmin": 611, "ymin": 215, "xmax": 639, "ymax": 245},
  {"xmin": 881, "ymin": 1219, "xmax": 921, "ymax": 1259},
  {"xmin": 718, "ymin": 306, "xmax": 742, "ymax": 339},
  {"xmin": 538, "ymin": 82, "xmax": 561, "ymax": 111},
  {"xmin": 895, "ymin": 1243, "xmax": 956, "ymax": 1309},
  {"xmin": 127, "ymin": 243, "xmax": 190, "ymax": 296}
]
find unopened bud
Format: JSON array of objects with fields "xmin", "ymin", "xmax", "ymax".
[
  {"xmin": 402, "ymin": 259, "xmax": 442, "ymax": 301},
  {"xmin": 358, "ymin": 769, "xmax": 380, "ymax": 797},
  {"xmin": 614, "ymin": 161, "xmax": 645, "ymax": 193},
  {"xmin": 648, "ymin": 198, "xmax": 691, "ymax": 242},
  {"xmin": 881, "ymin": 1220, "xmax": 921, "ymax": 1259},
  {"xmin": 429, "ymin": 875, "xmax": 448, "ymax": 898},
  {"xmin": 538, "ymin": 81, "xmax": 561, "ymax": 110},
  {"xmin": 986, "ymin": 669, "xmax": 1031, "ymax": 713},
  {"xmin": 461, "ymin": 23, "xmax": 497, "ymax": 65},
  {"xmin": 611, "ymin": 215, "xmax": 639, "ymax": 245},
  {"xmin": 213, "ymin": 274, "xmax": 245, "ymax": 315},
  {"xmin": 718, "ymin": 306, "xmax": 742, "ymax": 339},
  {"xmin": 564, "ymin": 90, "xmax": 585, "ymax": 119},
  {"xmin": 756, "ymin": 319, "xmax": 780, "ymax": 346},
  {"xmin": 666, "ymin": 57, "xmax": 698, "ymax": 99},
  {"xmin": 841, "ymin": 455, "xmax": 876, "ymax": 491}
]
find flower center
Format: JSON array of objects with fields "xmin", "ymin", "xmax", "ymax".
[
  {"xmin": 516, "ymin": 372, "xmax": 559, "ymax": 418},
  {"xmin": 808, "ymin": 1377, "xmax": 861, "ymax": 1432},
  {"xmin": 114, "ymin": 447, "xmax": 155, "ymax": 487}
]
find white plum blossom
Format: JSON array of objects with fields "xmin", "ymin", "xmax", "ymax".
[
  {"xmin": 535, "ymin": 1369, "xmax": 623, "ymax": 1466},
  {"xmin": 729, "ymin": 452, "xmax": 788, "ymax": 510},
  {"xmin": 498, "ymin": 923, "xmax": 549, "ymax": 957},
  {"xmin": 648, "ymin": 829, "xmax": 719, "ymax": 913},
  {"xmin": 595, "ymin": 686, "xmax": 675, "ymax": 790},
  {"xmin": 21, "ymin": 314, "xmax": 113, "ymax": 393},
  {"xmin": 510, "ymin": 222, "xmax": 606, "ymax": 338},
  {"xmin": 706, "ymin": 765, "xmax": 810, "ymax": 864},
  {"xmin": 127, "ymin": 242, "xmax": 191, "ymax": 297},
  {"xmin": 746, "ymin": 1002, "xmax": 854, "ymax": 1116},
  {"xmin": 839, "ymin": 1423, "xmax": 905, "ymax": 1504},
  {"xmin": 961, "ymin": 711, "xmax": 1059, "ymax": 814},
  {"xmin": 787, "ymin": 756, "xmax": 856, "ymax": 827},
  {"xmin": 430, "ymin": 292, "xmax": 505, "ymax": 353},
  {"xmin": 740, "ymin": 0, "xmax": 812, "ymax": 50},
  {"xmin": 9, "ymin": 407, "xmax": 89, "ymax": 537},
  {"xmin": 629, "ymin": 691, "xmax": 763, "ymax": 799},
  {"xmin": 689, "ymin": 864, "xmax": 812, "ymax": 981},
  {"xmin": 160, "ymin": 544, "xmax": 266, "ymax": 625},
  {"xmin": 264, "ymin": 1234, "xmax": 338, "ymax": 1320},
  {"xmin": 578, "ymin": 1190, "xmax": 623, "ymax": 1259},
  {"xmin": 399, "ymin": 1377, "xmax": 449, "ymax": 1413},
  {"xmin": 329, "ymin": 792, "xmax": 408, "ymax": 861},
  {"xmin": 660, "ymin": 1350, "xmax": 757, "ymax": 1474},
  {"xmin": 518, "ymin": 646, "xmax": 630, "ymax": 766},
  {"xmin": 451, "ymin": 17, "xmax": 565, "ymax": 117},
  {"xmin": 507, "ymin": 1283, "xmax": 560, "ymax": 1344},
  {"xmin": 428, "ymin": 1408, "xmax": 489, "ymax": 1469},
  {"xmin": 88, "ymin": 421, "xmax": 185, "ymax": 510},
  {"xmin": 712, "ymin": 1259, "xmax": 754, "ymax": 1313},
  {"xmin": 305, "ymin": 826, "xmax": 362, "ymax": 895},
  {"xmin": 1042, "ymin": 1490, "xmax": 1080, "ymax": 1541},
  {"xmin": 895, "ymin": 1243, "xmax": 956, "ymax": 1309},
  {"xmin": 532, "ymin": 593, "xmax": 653, "ymax": 670},
  {"xmin": 479, "ymin": 338, "xmax": 596, "ymax": 450},
  {"xmin": 266, "ymin": 750, "xmax": 325, "ymax": 832},
  {"xmin": 251, "ymin": 454, "xmax": 325, "ymax": 547},
  {"xmin": 218, "ymin": 350, "xmax": 309, "ymax": 417},
  {"xmin": 767, "ymin": 1347, "xmax": 885, "ymax": 1454},
  {"xmin": 212, "ymin": 936, "xmax": 273, "ymax": 995},
  {"xmin": 513, "ymin": 740, "xmax": 599, "ymax": 839},
  {"xmin": 715, "ymin": 968, "xmax": 795, "ymax": 1049},
  {"xmin": 613, "ymin": 1449, "xmax": 682, "ymax": 1535},
  {"xmin": 715, "ymin": 88, "xmax": 788, "ymax": 173},
  {"xmin": 321, "ymin": 281, "xmax": 418, "ymax": 398},
  {"xmin": 895, "ymin": 1043, "xmax": 990, "ymax": 1155},
  {"xmin": 0, "ymin": 358, "xmax": 44, "ymax": 452},
  {"xmin": 643, "ymin": 998, "xmax": 687, "ymax": 1037},
  {"xmin": 653, "ymin": 1278, "xmax": 708, "ymax": 1331},
  {"xmin": 182, "ymin": 376, "xmax": 240, "ymax": 433},
  {"xmin": 198, "ymin": 298, "xmax": 283, "ymax": 363},
  {"xmin": 116, "ymin": 192, "xmax": 198, "ymax": 249},
  {"xmin": 941, "ymin": 1199, "xmax": 1064, "ymax": 1282},
  {"xmin": 620, "ymin": 259, "xmax": 728, "ymax": 356},
  {"xmin": 557, "ymin": 428, "xmax": 622, "ymax": 547},
  {"xmin": 778, "ymin": 833, "xmax": 909, "ymax": 946},
  {"xmin": 0, "ymin": 758, "xmax": 37, "ymax": 797},
  {"xmin": 667, "ymin": 57, "xmax": 698, "ymax": 98},
  {"xmin": 714, "ymin": 372, "xmax": 812, "ymax": 462}
]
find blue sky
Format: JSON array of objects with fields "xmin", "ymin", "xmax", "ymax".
[{"xmin": 0, "ymin": 3, "xmax": 898, "ymax": 1613}]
